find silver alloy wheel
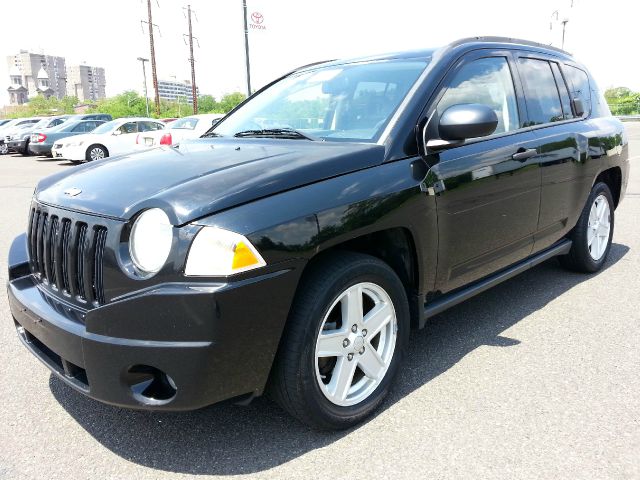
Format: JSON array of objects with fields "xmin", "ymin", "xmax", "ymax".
[
  {"xmin": 89, "ymin": 147, "xmax": 105, "ymax": 161},
  {"xmin": 587, "ymin": 193, "xmax": 611, "ymax": 261},
  {"xmin": 314, "ymin": 282, "xmax": 397, "ymax": 407},
  {"xmin": 0, "ymin": 143, "xmax": 7, "ymax": 154}
]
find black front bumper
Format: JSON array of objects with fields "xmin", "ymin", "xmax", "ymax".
[{"xmin": 8, "ymin": 235, "xmax": 302, "ymax": 410}]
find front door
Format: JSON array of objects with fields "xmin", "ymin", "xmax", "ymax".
[
  {"xmin": 424, "ymin": 52, "xmax": 542, "ymax": 292},
  {"xmin": 110, "ymin": 121, "xmax": 139, "ymax": 156}
]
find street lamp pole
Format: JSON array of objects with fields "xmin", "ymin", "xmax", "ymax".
[
  {"xmin": 137, "ymin": 57, "xmax": 150, "ymax": 117},
  {"xmin": 561, "ymin": 19, "xmax": 569, "ymax": 49}
]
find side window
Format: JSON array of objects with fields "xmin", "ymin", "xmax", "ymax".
[
  {"xmin": 518, "ymin": 58, "xmax": 563, "ymax": 125},
  {"xmin": 72, "ymin": 123, "xmax": 87, "ymax": 133},
  {"xmin": 118, "ymin": 122, "xmax": 138, "ymax": 134},
  {"xmin": 550, "ymin": 63, "xmax": 574, "ymax": 119},
  {"xmin": 564, "ymin": 65, "xmax": 591, "ymax": 116},
  {"xmin": 138, "ymin": 121, "xmax": 163, "ymax": 132},
  {"xmin": 437, "ymin": 57, "xmax": 519, "ymax": 135}
]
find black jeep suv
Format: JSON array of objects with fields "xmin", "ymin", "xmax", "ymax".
[{"xmin": 7, "ymin": 37, "xmax": 629, "ymax": 430}]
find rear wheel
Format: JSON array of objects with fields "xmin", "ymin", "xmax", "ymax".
[
  {"xmin": 560, "ymin": 181, "xmax": 614, "ymax": 272},
  {"xmin": 86, "ymin": 145, "xmax": 108, "ymax": 162},
  {"xmin": 269, "ymin": 252, "xmax": 409, "ymax": 430}
]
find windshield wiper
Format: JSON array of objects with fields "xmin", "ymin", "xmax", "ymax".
[
  {"xmin": 201, "ymin": 131, "xmax": 223, "ymax": 138},
  {"xmin": 233, "ymin": 128, "xmax": 319, "ymax": 141}
]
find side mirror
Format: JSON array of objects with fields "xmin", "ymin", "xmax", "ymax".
[
  {"xmin": 572, "ymin": 97, "xmax": 585, "ymax": 117},
  {"xmin": 113, "ymin": 129, "xmax": 122, "ymax": 136},
  {"xmin": 438, "ymin": 103, "xmax": 499, "ymax": 141}
]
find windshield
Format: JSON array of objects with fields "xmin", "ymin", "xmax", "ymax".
[
  {"xmin": 33, "ymin": 118, "xmax": 50, "ymax": 128},
  {"xmin": 91, "ymin": 120, "xmax": 120, "ymax": 134},
  {"xmin": 213, "ymin": 59, "xmax": 428, "ymax": 142},
  {"xmin": 17, "ymin": 120, "xmax": 39, "ymax": 128},
  {"xmin": 170, "ymin": 117, "xmax": 199, "ymax": 130}
]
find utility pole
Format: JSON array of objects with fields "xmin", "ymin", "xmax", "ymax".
[
  {"xmin": 241, "ymin": 0, "xmax": 252, "ymax": 97},
  {"xmin": 561, "ymin": 19, "xmax": 569, "ymax": 49},
  {"xmin": 183, "ymin": 5, "xmax": 199, "ymax": 114},
  {"xmin": 141, "ymin": 0, "xmax": 161, "ymax": 116},
  {"xmin": 137, "ymin": 57, "xmax": 150, "ymax": 117}
]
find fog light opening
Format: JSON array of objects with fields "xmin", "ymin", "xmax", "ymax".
[{"xmin": 125, "ymin": 365, "xmax": 177, "ymax": 405}]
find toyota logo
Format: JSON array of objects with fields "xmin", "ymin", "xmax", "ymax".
[{"xmin": 251, "ymin": 12, "xmax": 264, "ymax": 24}]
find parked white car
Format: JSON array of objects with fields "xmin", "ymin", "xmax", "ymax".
[
  {"xmin": 136, "ymin": 113, "xmax": 224, "ymax": 148},
  {"xmin": 53, "ymin": 117, "xmax": 165, "ymax": 162}
]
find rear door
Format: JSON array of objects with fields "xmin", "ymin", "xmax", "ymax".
[
  {"xmin": 515, "ymin": 54, "xmax": 591, "ymax": 252},
  {"xmin": 426, "ymin": 50, "xmax": 542, "ymax": 292}
]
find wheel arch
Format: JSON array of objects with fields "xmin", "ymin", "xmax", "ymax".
[
  {"xmin": 594, "ymin": 166, "xmax": 622, "ymax": 208},
  {"xmin": 301, "ymin": 227, "xmax": 422, "ymax": 328}
]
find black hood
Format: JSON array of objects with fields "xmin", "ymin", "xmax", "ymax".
[{"xmin": 36, "ymin": 138, "xmax": 385, "ymax": 225}]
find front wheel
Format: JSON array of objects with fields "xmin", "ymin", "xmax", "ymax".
[
  {"xmin": 86, "ymin": 145, "xmax": 108, "ymax": 162},
  {"xmin": 0, "ymin": 143, "xmax": 8, "ymax": 155},
  {"xmin": 269, "ymin": 252, "xmax": 409, "ymax": 430},
  {"xmin": 560, "ymin": 181, "xmax": 614, "ymax": 272}
]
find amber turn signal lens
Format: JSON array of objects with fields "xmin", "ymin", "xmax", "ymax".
[{"xmin": 232, "ymin": 241, "xmax": 261, "ymax": 270}]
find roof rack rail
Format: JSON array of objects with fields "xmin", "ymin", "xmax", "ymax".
[
  {"xmin": 447, "ymin": 36, "xmax": 571, "ymax": 55},
  {"xmin": 290, "ymin": 59, "xmax": 336, "ymax": 74}
]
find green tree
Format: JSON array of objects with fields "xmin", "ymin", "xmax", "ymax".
[
  {"xmin": 88, "ymin": 91, "xmax": 147, "ymax": 118},
  {"xmin": 6, "ymin": 94, "xmax": 80, "ymax": 117},
  {"xmin": 198, "ymin": 94, "xmax": 219, "ymax": 113},
  {"xmin": 605, "ymin": 87, "xmax": 632, "ymax": 100},
  {"xmin": 218, "ymin": 92, "xmax": 246, "ymax": 113},
  {"xmin": 604, "ymin": 87, "xmax": 640, "ymax": 115}
]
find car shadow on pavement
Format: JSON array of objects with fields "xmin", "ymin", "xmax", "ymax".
[
  {"xmin": 33, "ymin": 157, "xmax": 77, "ymax": 167},
  {"xmin": 49, "ymin": 243, "xmax": 630, "ymax": 475}
]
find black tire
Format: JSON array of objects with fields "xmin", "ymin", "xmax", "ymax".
[
  {"xmin": 21, "ymin": 140, "xmax": 31, "ymax": 156},
  {"xmin": 269, "ymin": 252, "xmax": 410, "ymax": 430},
  {"xmin": 85, "ymin": 144, "xmax": 108, "ymax": 162},
  {"xmin": 560, "ymin": 181, "xmax": 614, "ymax": 273},
  {"xmin": 0, "ymin": 142, "xmax": 8, "ymax": 155}
]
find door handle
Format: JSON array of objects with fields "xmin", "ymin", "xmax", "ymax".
[{"xmin": 512, "ymin": 148, "xmax": 537, "ymax": 162}]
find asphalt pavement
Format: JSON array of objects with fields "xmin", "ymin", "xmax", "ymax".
[{"xmin": 1, "ymin": 125, "xmax": 639, "ymax": 479}]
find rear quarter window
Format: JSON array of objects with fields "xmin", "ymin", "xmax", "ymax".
[{"xmin": 564, "ymin": 65, "xmax": 592, "ymax": 116}]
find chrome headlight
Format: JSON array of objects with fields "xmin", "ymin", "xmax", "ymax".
[
  {"xmin": 129, "ymin": 208, "xmax": 173, "ymax": 274},
  {"xmin": 185, "ymin": 227, "xmax": 266, "ymax": 276}
]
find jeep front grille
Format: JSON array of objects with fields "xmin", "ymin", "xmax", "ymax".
[{"xmin": 27, "ymin": 206, "xmax": 108, "ymax": 306}]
